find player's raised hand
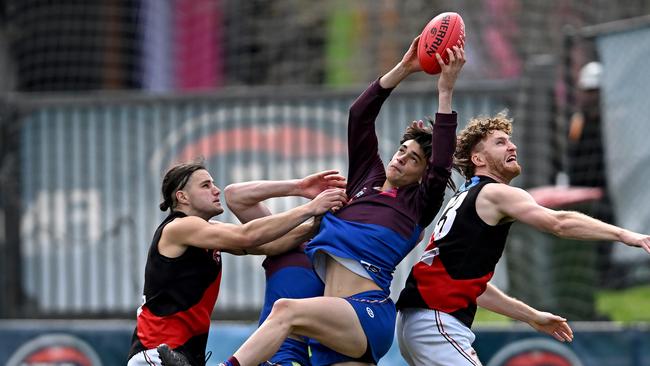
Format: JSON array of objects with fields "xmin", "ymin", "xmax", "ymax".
[
  {"xmin": 399, "ymin": 35, "xmax": 423, "ymax": 74},
  {"xmin": 298, "ymin": 170, "xmax": 347, "ymax": 199},
  {"xmin": 308, "ymin": 188, "xmax": 347, "ymax": 215},
  {"xmin": 437, "ymin": 45, "xmax": 465, "ymax": 93},
  {"xmin": 528, "ymin": 311, "xmax": 574, "ymax": 343}
]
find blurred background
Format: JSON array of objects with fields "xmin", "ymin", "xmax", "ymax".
[{"xmin": 1, "ymin": 0, "xmax": 649, "ymax": 365}]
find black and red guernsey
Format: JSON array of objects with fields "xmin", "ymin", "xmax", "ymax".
[
  {"xmin": 396, "ymin": 176, "xmax": 512, "ymax": 328},
  {"xmin": 128, "ymin": 211, "xmax": 222, "ymax": 365}
]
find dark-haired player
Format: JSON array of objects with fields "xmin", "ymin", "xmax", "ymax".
[
  {"xmin": 223, "ymin": 170, "xmax": 346, "ymax": 366},
  {"xmin": 126, "ymin": 161, "xmax": 346, "ymax": 366},
  {"xmin": 215, "ymin": 35, "xmax": 465, "ymax": 366}
]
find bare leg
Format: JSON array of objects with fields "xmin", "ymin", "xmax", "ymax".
[{"xmin": 233, "ymin": 296, "xmax": 368, "ymax": 366}]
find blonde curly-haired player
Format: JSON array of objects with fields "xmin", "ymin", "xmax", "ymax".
[{"xmin": 396, "ymin": 112, "xmax": 650, "ymax": 366}]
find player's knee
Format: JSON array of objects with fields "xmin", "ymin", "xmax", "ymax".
[{"xmin": 267, "ymin": 298, "xmax": 297, "ymax": 329}]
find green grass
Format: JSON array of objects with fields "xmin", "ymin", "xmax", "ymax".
[
  {"xmin": 596, "ymin": 285, "xmax": 650, "ymax": 322},
  {"xmin": 474, "ymin": 307, "xmax": 513, "ymax": 324},
  {"xmin": 474, "ymin": 285, "xmax": 650, "ymax": 324}
]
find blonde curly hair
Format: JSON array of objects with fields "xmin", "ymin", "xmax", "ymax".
[{"xmin": 454, "ymin": 111, "xmax": 513, "ymax": 179}]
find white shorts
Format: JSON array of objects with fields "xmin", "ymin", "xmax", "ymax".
[
  {"xmin": 127, "ymin": 348, "xmax": 163, "ymax": 366},
  {"xmin": 396, "ymin": 308, "xmax": 483, "ymax": 366}
]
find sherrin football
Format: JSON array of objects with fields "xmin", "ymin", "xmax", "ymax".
[{"xmin": 417, "ymin": 12, "xmax": 465, "ymax": 75}]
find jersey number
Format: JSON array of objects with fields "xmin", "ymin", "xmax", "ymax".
[{"xmin": 432, "ymin": 190, "xmax": 468, "ymax": 241}]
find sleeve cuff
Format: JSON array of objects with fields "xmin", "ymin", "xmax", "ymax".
[
  {"xmin": 434, "ymin": 111, "xmax": 458, "ymax": 126},
  {"xmin": 370, "ymin": 77, "xmax": 395, "ymax": 97}
]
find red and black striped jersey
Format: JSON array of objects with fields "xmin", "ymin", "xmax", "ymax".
[
  {"xmin": 128, "ymin": 211, "xmax": 222, "ymax": 365},
  {"xmin": 396, "ymin": 176, "xmax": 512, "ymax": 328}
]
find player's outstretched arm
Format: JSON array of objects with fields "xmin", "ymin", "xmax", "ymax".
[
  {"xmin": 224, "ymin": 170, "xmax": 346, "ymax": 224},
  {"xmin": 231, "ymin": 218, "xmax": 321, "ymax": 257},
  {"xmin": 379, "ymin": 36, "xmax": 465, "ymax": 107},
  {"xmin": 480, "ymin": 184, "xmax": 650, "ymax": 254},
  {"xmin": 221, "ymin": 171, "xmax": 344, "ymax": 256},
  {"xmin": 436, "ymin": 45, "xmax": 465, "ymax": 113},
  {"xmin": 477, "ymin": 283, "xmax": 574, "ymax": 342},
  {"xmin": 379, "ymin": 36, "xmax": 422, "ymax": 89},
  {"xmin": 160, "ymin": 189, "xmax": 347, "ymax": 256}
]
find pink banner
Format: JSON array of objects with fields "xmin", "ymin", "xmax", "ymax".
[{"xmin": 174, "ymin": 0, "xmax": 222, "ymax": 90}]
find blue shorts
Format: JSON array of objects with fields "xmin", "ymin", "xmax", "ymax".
[
  {"xmin": 309, "ymin": 290, "xmax": 396, "ymax": 366},
  {"xmin": 260, "ymin": 253, "xmax": 323, "ymax": 366},
  {"xmin": 262, "ymin": 337, "xmax": 310, "ymax": 366},
  {"xmin": 260, "ymin": 265, "xmax": 324, "ymax": 324}
]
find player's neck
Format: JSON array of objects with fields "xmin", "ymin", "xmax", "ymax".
[
  {"xmin": 381, "ymin": 180, "xmax": 395, "ymax": 191},
  {"xmin": 176, "ymin": 206, "xmax": 212, "ymax": 221},
  {"xmin": 474, "ymin": 170, "xmax": 511, "ymax": 185}
]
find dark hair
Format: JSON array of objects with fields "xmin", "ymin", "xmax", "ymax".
[
  {"xmin": 159, "ymin": 161, "xmax": 207, "ymax": 211},
  {"xmin": 400, "ymin": 118, "xmax": 456, "ymax": 190},
  {"xmin": 454, "ymin": 111, "xmax": 513, "ymax": 179},
  {"xmin": 400, "ymin": 119, "xmax": 434, "ymax": 162}
]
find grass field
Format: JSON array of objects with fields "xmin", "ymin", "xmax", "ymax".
[
  {"xmin": 474, "ymin": 285, "xmax": 650, "ymax": 324},
  {"xmin": 596, "ymin": 285, "xmax": 650, "ymax": 322}
]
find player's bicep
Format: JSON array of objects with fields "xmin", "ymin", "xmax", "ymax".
[
  {"xmin": 498, "ymin": 188, "xmax": 560, "ymax": 233},
  {"xmin": 168, "ymin": 217, "xmax": 247, "ymax": 251}
]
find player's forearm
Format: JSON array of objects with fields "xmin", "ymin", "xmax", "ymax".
[
  {"xmin": 477, "ymin": 284, "xmax": 533, "ymax": 323},
  {"xmin": 239, "ymin": 205, "xmax": 314, "ymax": 248},
  {"xmin": 430, "ymin": 112, "xmax": 457, "ymax": 170},
  {"xmin": 347, "ymin": 79, "xmax": 390, "ymax": 173},
  {"xmin": 349, "ymin": 79, "xmax": 393, "ymax": 125},
  {"xmin": 247, "ymin": 222, "xmax": 312, "ymax": 256},
  {"xmin": 379, "ymin": 62, "xmax": 411, "ymax": 89},
  {"xmin": 552, "ymin": 210, "xmax": 623, "ymax": 242},
  {"xmin": 225, "ymin": 180, "xmax": 301, "ymax": 208},
  {"xmin": 438, "ymin": 89, "xmax": 453, "ymax": 114}
]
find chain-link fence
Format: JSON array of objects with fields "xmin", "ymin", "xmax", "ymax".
[{"xmin": 2, "ymin": 1, "xmax": 650, "ymax": 321}]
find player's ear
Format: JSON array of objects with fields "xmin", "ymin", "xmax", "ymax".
[
  {"xmin": 471, "ymin": 153, "xmax": 484, "ymax": 167},
  {"xmin": 176, "ymin": 190, "xmax": 189, "ymax": 205}
]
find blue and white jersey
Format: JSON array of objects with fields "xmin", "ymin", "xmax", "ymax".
[{"xmin": 306, "ymin": 212, "xmax": 422, "ymax": 294}]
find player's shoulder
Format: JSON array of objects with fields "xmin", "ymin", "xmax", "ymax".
[
  {"xmin": 168, "ymin": 214, "xmax": 205, "ymax": 227},
  {"xmin": 479, "ymin": 182, "xmax": 528, "ymax": 201},
  {"xmin": 163, "ymin": 215, "xmax": 209, "ymax": 237}
]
